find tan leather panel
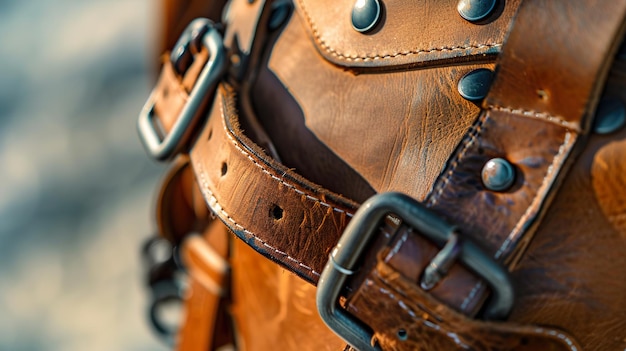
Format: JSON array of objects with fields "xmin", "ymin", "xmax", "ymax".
[
  {"xmin": 296, "ymin": 0, "xmax": 521, "ymax": 68},
  {"xmin": 347, "ymin": 260, "xmax": 580, "ymax": 351},
  {"xmin": 269, "ymin": 13, "xmax": 491, "ymax": 201},
  {"xmin": 230, "ymin": 238, "xmax": 344, "ymax": 350}
]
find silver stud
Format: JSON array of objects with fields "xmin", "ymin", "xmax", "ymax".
[
  {"xmin": 593, "ymin": 98, "xmax": 626, "ymax": 134},
  {"xmin": 482, "ymin": 158, "xmax": 515, "ymax": 192},
  {"xmin": 458, "ymin": 68, "xmax": 494, "ymax": 101},
  {"xmin": 351, "ymin": 0, "xmax": 381, "ymax": 33},
  {"xmin": 457, "ymin": 0, "xmax": 497, "ymax": 22},
  {"xmin": 268, "ymin": 0, "xmax": 292, "ymax": 30}
]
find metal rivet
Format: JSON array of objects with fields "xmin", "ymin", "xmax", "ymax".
[
  {"xmin": 351, "ymin": 0, "xmax": 381, "ymax": 33},
  {"xmin": 268, "ymin": 0, "xmax": 292, "ymax": 31},
  {"xmin": 458, "ymin": 68, "xmax": 494, "ymax": 101},
  {"xmin": 457, "ymin": 0, "xmax": 497, "ymax": 22},
  {"xmin": 593, "ymin": 98, "xmax": 626, "ymax": 134},
  {"xmin": 482, "ymin": 158, "xmax": 515, "ymax": 192}
]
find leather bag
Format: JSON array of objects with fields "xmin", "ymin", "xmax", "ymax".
[{"xmin": 139, "ymin": 0, "xmax": 626, "ymax": 349}]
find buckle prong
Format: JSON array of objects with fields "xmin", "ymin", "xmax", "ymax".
[
  {"xmin": 420, "ymin": 232, "xmax": 462, "ymax": 291},
  {"xmin": 317, "ymin": 192, "xmax": 514, "ymax": 350}
]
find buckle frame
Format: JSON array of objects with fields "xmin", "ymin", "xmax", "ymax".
[
  {"xmin": 316, "ymin": 192, "xmax": 514, "ymax": 350},
  {"xmin": 138, "ymin": 18, "xmax": 226, "ymax": 161}
]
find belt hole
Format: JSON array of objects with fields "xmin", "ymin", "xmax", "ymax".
[
  {"xmin": 397, "ymin": 329, "xmax": 408, "ymax": 341},
  {"xmin": 270, "ymin": 205, "xmax": 283, "ymax": 220},
  {"xmin": 208, "ymin": 129, "xmax": 213, "ymax": 141},
  {"xmin": 221, "ymin": 162, "xmax": 228, "ymax": 176}
]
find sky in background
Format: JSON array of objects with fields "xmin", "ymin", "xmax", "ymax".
[{"xmin": 0, "ymin": 0, "xmax": 170, "ymax": 350}]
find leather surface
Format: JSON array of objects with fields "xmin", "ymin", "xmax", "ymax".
[
  {"xmin": 507, "ymin": 61, "xmax": 626, "ymax": 351},
  {"xmin": 230, "ymin": 237, "xmax": 345, "ymax": 350},
  {"xmin": 345, "ymin": 1, "xmax": 626, "ymax": 349},
  {"xmin": 296, "ymin": 0, "xmax": 521, "ymax": 68},
  {"xmin": 191, "ymin": 84, "xmax": 358, "ymax": 283},
  {"xmin": 261, "ymin": 12, "xmax": 493, "ymax": 202},
  {"xmin": 347, "ymin": 260, "xmax": 580, "ymax": 351},
  {"xmin": 145, "ymin": 0, "xmax": 626, "ymax": 349}
]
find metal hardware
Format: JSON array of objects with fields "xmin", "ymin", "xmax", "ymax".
[
  {"xmin": 351, "ymin": 0, "xmax": 381, "ymax": 33},
  {"xmin": 317, "ymin": 192, "xmax": 514, "ymax": 351},
  {"xmin": 420, "ymin": 233, "xmax": 462, "ymax": 290},
  {"xmin": 457, "ymin": 0, "xmax": 497, "ymax": 22},
  {"xmin": 138, "ymin": 18, "xmax": 226, "ymax": 161},
  {"xmin": 481, "ymin": 158, "xmax": 516, "ymax": 192},
  {"xmin": 148, "ymin": 279, "xmax": 185, "ymax": 345},
  {"xmin": 142, "ymin": 236, "xmax": 185, "ymax": 346},
  {"xmin": 268, "ymin": 0, "xmax": 293, "ymax": 31},
  {"xmin": 593, "ymin": 97, "xmax": 626, "ymax": 134},
  {"xmin": 458, "ymin": 68, "xmax": 494, "ymax": 102}
]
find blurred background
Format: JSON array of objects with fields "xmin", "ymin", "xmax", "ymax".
[{"xmin": 0, "ymin": 0, "xmax": 169, "ymax": 350}]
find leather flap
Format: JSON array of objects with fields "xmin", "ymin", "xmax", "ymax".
[{"xmin": 295, "ymin": 0, "xmax": 521, "ymax": 68}]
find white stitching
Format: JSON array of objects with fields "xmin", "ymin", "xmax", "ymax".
[
  {"xmin": 195, "ymin": 163, "xmax": 321, "ymax": 277},
  {"xmin": 488, "ymin": 106, "xmax": 581, "ymax": 132},
  {"xmin": 535, "ymin": 327, "xmax": 578, "ymax": 351},
  {"xmin": 297, "ymin": 0, "xmax": 501, "ymax": 62},
  {"xmin": 495, "ymin": 132, "xmax": 574, "ymax": 259},
  {"xmin": 462, "ymin": 131, "xmax": 575, "ymax": 309},
  {"xmin": 374, "ymin": 280, "xmax": 470, "ymax": 349},
  {"xmin": 460, "ymin": 281, "xmax": 483, "ymax": 311},
  {"xmin": 220, "ymin": 103, "xmax": 354, "ymax": 218},
  {"xmin": 426, "ymin": 113, "xmax": 488, "ymax": 207}
]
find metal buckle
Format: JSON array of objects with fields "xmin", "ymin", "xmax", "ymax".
[
  {"xmin": 138, "ymin": 18, "xmax": 226, "ymax": 161},
  {"xmin": 316, "ymin": 192, "xmax": 514, "ymax": 350}
]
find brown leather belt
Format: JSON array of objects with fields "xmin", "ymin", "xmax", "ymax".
[{"xmin": 139, "ymin": 0, "xmax": 626, "ymax": 349}]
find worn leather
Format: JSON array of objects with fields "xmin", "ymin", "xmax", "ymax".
[
  {"xmin": 296, "ymin": 0, "xmax": 520, "ymax": 68},
  {"xmin": 191, "ymin": 84, "xmax": 358, "ymax": 283},
  {"xmin": 230, "ymin": 236, "xmax": 344, "ymax": 350},
  {"xmin": 144, "ymin": 0, "xmax": 626, "ymax": 349}
]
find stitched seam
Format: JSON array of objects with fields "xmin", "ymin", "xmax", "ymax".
[
  {"xmin": 494, "ymin": 132, "xmax": 574, "ymax": 259},
  {"xmin": 462, "ymin": 131, "xmax": 575, "ymax": 309},
  {"xmin": 460, "ymin": 282, "xmax": 483, "ymax": 311},
  {"xmin": 296, "ymin": 0, "xmax": 501, "ymax": 62},
  {"xmin": 220, "ymin": 103, "xmax": 354, "ymax": 217},
  {"xmin": 372, "ymin": 275, "xmax": 471, "ymax": 349},
  {"xmin": 488, "ymin": 106, "xmax": 581, "ymax": 132},
  {"xmin": 375, "ymin": 275, "xmax": 577, "ymax": 351},
  {"xmin": 196, "ymin": 163, "xmax": 321, "ymax": 277},
  {"xmin": 385, "ymin": 230, "xmax": 410, "ymax": 261},
  {"xmin": 535, "ymin": 327, "xmax": 578, "ymax": 351},
  {"xmin": 426, "ymin": 113, "xmax": 488, "ymax": 207}
]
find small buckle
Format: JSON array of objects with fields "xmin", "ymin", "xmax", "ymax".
[
  {"xmin": 138, "ymin": 18, "xmax": 226, "ymax": 161},
  {"xmin": 316, "ymin": 192, "xmax": 514, "ymax": 350}
]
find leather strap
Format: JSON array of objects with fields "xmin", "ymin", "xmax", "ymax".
[
  {"xmin": 154, "ymin": 159, "xmax": 234, "ymax": 350},
  {"xmin": 177, "ymin": 223, "xmax": 232, "ymax": 351},
  {"xmin": 146, "ymin": 0, "xmax": 626, "ymax": 349},
  {"xmin": 343, "ymin": 0, "xmax": 626, "ymax": 349},
  {"xmin": 191, "ymin": 84, "xmax": 358, "ymax": 283}
]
